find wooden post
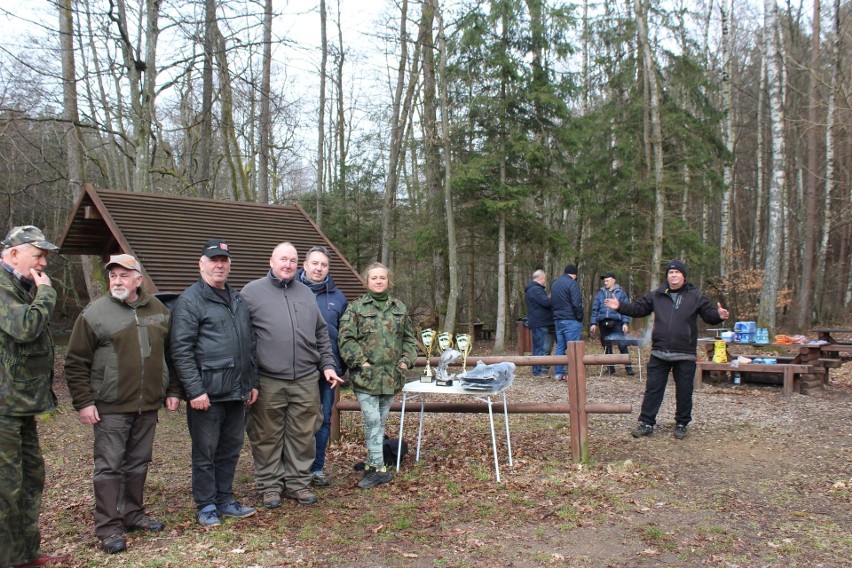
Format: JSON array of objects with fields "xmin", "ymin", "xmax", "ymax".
[{"xmin": 566, "ymin": 341, "xmax": 589, "ymax": 463}]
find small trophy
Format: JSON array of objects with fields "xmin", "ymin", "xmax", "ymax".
[
  {"xmin": 437, "ymin": 332, "xmax": 454, "ymax": 352},
  {"xmin": 420, "ymin": 329, "xmax": 436, "ymax": 383},
  {"xmin": 456, "ymin": 333, "xmax": 473, "ymax": 372},
  {"xmin": 435, "ymin": 332, "xmax": 454, "ymax": 386}
]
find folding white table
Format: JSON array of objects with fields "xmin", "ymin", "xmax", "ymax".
[{"xmin": 396, "ymin": 380, "xmax": 513, "ymax": 482}]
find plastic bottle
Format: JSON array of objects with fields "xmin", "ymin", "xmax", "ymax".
[{"xmin": 733, "ymin": 372, "xmax": 741, "ymax": 385}]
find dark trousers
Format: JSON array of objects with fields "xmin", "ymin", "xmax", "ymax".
[
  {"xmin": 311, "ymin": 375, "xmax": 334, "ymax": 473},
  {"xmin": 639, "ymin": 356, "xmax": 696, "ymax": 427},
  {"xmin": 186, "ymin": 400, "xmax": 246, "ymax": 509},
  {"xmin": 92, "ymin": 410, "xmax": 158, "ymax": 539},
  {"xmin": 600, "ymin": 326, "xmax": 633, "ymax": 374},
  {"xmin": 0, "ymin": 415, "xmax": 44, "ymax": 567}
]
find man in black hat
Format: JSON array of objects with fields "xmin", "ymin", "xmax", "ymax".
[
  {"xmin": 606, "ymin": 260, "xmax": 728, "ymax": 440},
  {"xmin": 170, "ymin": 239, "xmax": 259, "ymax": 527},
  {"xmin": 590, "ymin": 272, "xmax": 634, "ymax": 375},
  {"xmin": 551, "ymin": 264, "xmax": 583, "ymax": 381},
  {"xmin": 0, "ymin": 225, "xmax": 70, "ymax": 566}
]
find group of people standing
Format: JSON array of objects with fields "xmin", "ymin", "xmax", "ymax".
[
  {"xmin": 1, "ymin": 224, "xmax": 417, "ymax": 565},
  {"xmin": 525, "ymin": 264, "xmax": 634, "ymax": 379},
  {"xmin": 525, "ymin": 260, "xmax": 729, "ymax": 441}
]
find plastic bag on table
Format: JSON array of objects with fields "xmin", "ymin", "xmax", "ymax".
[{"xmin": 458, "ymin": 361, "xmax": 516, "ymax": 391}]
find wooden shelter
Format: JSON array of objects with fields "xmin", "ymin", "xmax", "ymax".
[{"xmin": 58, "ymin": 184, "xmax": 364, "ymax": 298}]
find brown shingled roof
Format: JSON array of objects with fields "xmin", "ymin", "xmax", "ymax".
[{"xmin": 58, "ymin": 184, "xmax": 364, "ymax": 298}]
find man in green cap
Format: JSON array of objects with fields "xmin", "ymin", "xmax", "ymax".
[{"xmin": 0, "ymin": 225, "xmax": 70, "ymax": 567}]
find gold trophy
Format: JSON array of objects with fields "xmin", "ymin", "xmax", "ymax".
[
  {"xmin": 437, "ymin": 332, "xmax": 454, "ymax": 352},
  {"xmin": 456, "ymin": 333, "xmax": 473, "ymax": 372},
  {"xmin": 420, "ymin": 328, "xmax": 436, "ymax": 383},
  {"xmin": 436, "ymin": 332, "xmax": 454, "ymax": 386}
]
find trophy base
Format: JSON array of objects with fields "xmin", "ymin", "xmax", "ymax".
[
  {"xmin": 420, "ymin": 373, "xmax": 433, "ymax": 383},
  {"xmin": 436, "ymin": 378, "xmax": 453, "ymax": 387}
]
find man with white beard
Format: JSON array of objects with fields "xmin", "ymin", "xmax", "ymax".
[{"xmin": 65, "ymin": 254, "xmax": 181, "ymax": 554}]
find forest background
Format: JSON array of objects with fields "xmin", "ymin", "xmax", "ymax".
[{"xmin": 1, "ymin": 0, "xmax": 851, "ymax": 348}]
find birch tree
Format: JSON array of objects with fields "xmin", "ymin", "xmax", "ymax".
[
  {"xmin": 635, "ymin": 0, "xmax": 665, "ymax": 289},
  {"xmin": 757, "ymin": 0, "xmax": 785, "ymax": 331}
]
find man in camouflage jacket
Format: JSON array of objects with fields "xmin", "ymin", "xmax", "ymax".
[{"xmin": 0, "ymin": 225, "xmax": 69, "ymax": 567}]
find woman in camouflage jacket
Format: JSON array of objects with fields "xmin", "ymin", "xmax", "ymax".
[{"xmin": 338, "ymin": 262, "xmax": 417, "ymax": 489}]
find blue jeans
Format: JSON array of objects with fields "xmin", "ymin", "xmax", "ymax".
[
  {"xmin": 638, "ymin": 356, "xmax": 696, "ymax": 426},
  {"xmin": 311, "ymin": 375, "xmax": 334, "ymax": 473},
  {"xmin": 354, "ymin": 391, "xmax": 394, "ymax": 469},
  {"xmin": 554, "ymin": 319, "xmax": 582, "ymax": 377},
  {"xmin": 531, "ymin": 326, "xmax": 554, "ymax": 376}
]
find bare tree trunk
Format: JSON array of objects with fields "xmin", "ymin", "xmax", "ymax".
[
  {"xmin": 635, "ymin": 0, "xmax": 664, "ymax": 290},
  {"xmin": 215, "ymin": 27, "xmax": 248, "ymax": 201},
  {"xmin": 817, "ymin": 0, "xmax": 840, "ymax": 316},
  {"xmin": 796, "ymin": 0, "xmax": 819, "ymax": 330},
  {"xmin": 111, "ymin": 0, "xmax": 159, "ymax": 192},
  {"xmin": 751, "ymin": 50, "xmax": 767, "ymax": 269},
  {"xmin": 420, "ymin": 0, "xmax": 445, "ymax": 325},
  {"xmin": 381, "ymin": 0, "xmax": 421, "ymax": 266},
  {"xmin": 315, "ymin": 0, "xmax": 328, "ymax": 223},
  {"xmin": 257, "ymin": 0, "xmax": 273, "ymax": 204},
  {"xmin": 199, "ymin": 0, "xmax": 216, "ymax": 198},
  {"xmin": 719, "ymin": 0, "xmax": 734, "ymax": 276},
  {"xmin": 60, "ymin": 0, "xmax": 103, "ymax": 300},
  {"xmin": 380, "ymin": 0, "xmax": 408, "ymax": 266},
  {"xmin": 758, "ymin": 0, "xmax": 785, "ymax": 332},
  {"xmin": 435, "ymin": 1, "xmax": 459, "ymax": 333},
  {"xmin": 335, "ymin": 0, "xmax": 346, "ymax": 202}
]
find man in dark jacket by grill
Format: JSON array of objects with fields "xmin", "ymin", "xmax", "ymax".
[
  {"xmin": 65, "ymin": 254, "xmax": 182, "ymax": 554},
  {"xmin": 524, "ymin": 269, "xmax": 553, "ymax": 377},
  {"xmin": 170, "ymin": 240, "xmax": 258, "ymax": 527},
  {"xmin": 606, "ymin": 260, "xmax": 729, "ymax": 440}
]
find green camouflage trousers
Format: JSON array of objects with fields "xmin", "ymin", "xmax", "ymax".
[
  {"xmin": 0, "ymin": 414, "xmax": 45, "ymax": 567},
  {"xmin": 354, "ymin": 391, "xmax": 394, "ymax": 470}
]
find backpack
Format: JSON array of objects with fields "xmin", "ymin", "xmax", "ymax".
[{"xmin": 353, "ymin": 435, "xmax": 409, "ymax": 470}]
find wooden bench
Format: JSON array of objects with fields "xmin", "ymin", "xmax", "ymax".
[
  {"xmin": 820, "ymin": 343, "xmax": 852, "ymax": 358},
  {"xmin": 694, "ymin": 362, "xmax": 811, "ymax": 398}
]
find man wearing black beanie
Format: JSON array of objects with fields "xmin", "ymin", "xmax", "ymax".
[
  {"xmin": 605, "ymin": 260, "xmax": 729, "ymax": 440},
  {"xmin": 551, "ymin": 264, "xmax": 583, "ymax": 381}
]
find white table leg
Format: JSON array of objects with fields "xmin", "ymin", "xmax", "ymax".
[
  {"xmin": 486, "ymin": 395, "xmax": 501, "ymax": 482},
  {"xmin": 502, "ymin": 390, "xmax": 512, "ymax": 466},
  {"xmin": 415, "ymin": 395, "xmax": 426, "ymax": 462},
  {"xmin": 397, "ymin": 393, "xmax": 407, "ymax": 471}
]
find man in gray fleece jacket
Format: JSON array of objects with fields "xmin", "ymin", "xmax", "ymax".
[{"xmin": 240, "ymin": 242, "xmax": 343, "ymax": 507}]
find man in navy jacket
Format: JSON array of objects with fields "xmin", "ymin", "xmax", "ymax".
[
  {"xmin": 297, "ymin": 246, "xmax": 347, "ymax": 487},
  {"xmin": 524, "ymin": 269, "xmax": 553, "ymax": 377},
  {"xmin": 551, "ymin": 264, "xmax": 583, "ymax": 380}
]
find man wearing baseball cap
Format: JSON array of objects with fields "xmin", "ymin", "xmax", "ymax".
[
  {"xmin": 590, "ymin": 272, "xmax": 634, "ymax": 376},
  {"xmin": 0, "ymin": 225, "xmax": 70, "ymax": 566},
  {"xmin": 65, "ymin": 254, "xmax": 182, "ymax": 554},
  {"xmin": 605, "ymin": 260, "xmax": 729, "ymax": 440},
  {"xmin": 170, "ymin": 239, "xmax": 258, "ymax": 526}
]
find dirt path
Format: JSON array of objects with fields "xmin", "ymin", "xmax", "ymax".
[{"xmin": 35, "ymin": 348, "xmax": 852, "ymax": 567}]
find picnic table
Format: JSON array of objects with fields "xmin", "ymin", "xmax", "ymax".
[
  {"xmin": 696, "ymin": 340, "xmax": 827, "ymax": 396},
  {"xmin": 810, "ymin": 327, "xmax": 852, "ymax": 358}
]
